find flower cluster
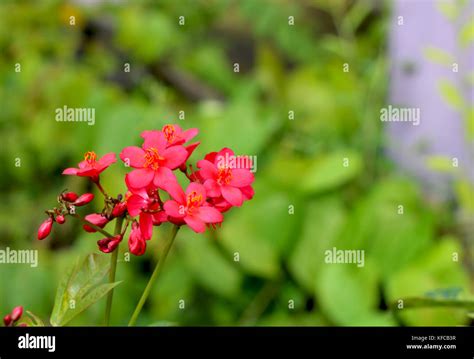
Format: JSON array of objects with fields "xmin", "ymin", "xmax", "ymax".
[{"xmin": 37, "ymin": 124, "xmax": 255, "ymax": 256}]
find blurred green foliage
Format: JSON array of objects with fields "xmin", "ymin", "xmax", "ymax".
[{"xmin": 0, "ymin": 0, "xmax": 471, "ymax": 326}]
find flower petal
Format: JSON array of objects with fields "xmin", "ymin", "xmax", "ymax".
[
  {"xmin": 197, "ymin": 159, "xmax": 217, "ymax": 179},
  {"xmin": 153, "ymin": 167, "xmax": 177, "ymax": 189},
  {"xmin": 230, "ymin": 169, "xmax": 254, "ymax": 187},
  {"xmin": 221, "ymin": 185, "xmax": 243, "ymax": 206},
  {"xmin": 126, "ymin": 194, "xmax": 147, "ymax": 216},
  {"xmin": 164, "ymin": 200, "xmax": 185, "ymax": 218},
  {"xmin": 184, "ymin": 215, "xmax": 206, "ymax": 233},
  {"xmin": 120, "ymin": 147, "xmax": 145, "ymax": 168},
  {"xmin": 139, "ymin": 213, "xmax": 154, "ymax": 240},
  {"xmin": 98, "ymin": 152, "xmax": 117, "ymax": 167},
  {"xmin": 203, "ymin": 179, "xmax": 221, "ymax": 197},
  {"xmin": 62, "ymin": 167, "xmax": 79, "ymax": 175},
  {"xmin": 161, "ymin": 146, "xmax": 187, "ymax": 169},
  {"xmin": 141, "ymin": 130, "xmax": 167, "ymax": 152},
  {"xmin": 182, "ymin": 128, "xmax": 198, "ymax": 142},
  {"xmin": 194, "ymin": 206, "xmax": 223, "ymax": 224},
  {"xmin": 185, "ymin": 182, "xmax": 207, "ymax": 201},
  {"xmin": 126, "ymin": 168, "xmax": 154, "ymax": 189},
  {"xmin": 163, "ymin": 180, "xmax": 186, "ymax": 203}
]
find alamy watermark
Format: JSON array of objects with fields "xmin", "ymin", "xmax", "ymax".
[
  {"xmin": 216, "ymin": 152, "xmax": 257, "ymax": 173},
  {"xmin": 55, "ymin": 105, "xmax": 95, "ymax": 126},
  {"xmin": 324, "ymin": 247, "xmax": 365, "ymax": 268},
  {"xmin": 0, "ymin": 247, "xmax": 38, "ymax": 268},
  {"xmin": 380, "ymin": 105, "xmax": 420, "ymax": 126}
]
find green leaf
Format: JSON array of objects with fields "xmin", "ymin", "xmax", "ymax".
[
  {"xmin": 386, "ymin": 237, "xmax": 470, "ymax": 326},
  {"xmin": 315, "ymin": 260, "xmax": 393, "ymax": 325},
  {"xmin": 301, "ymin": 151, "xmax": 362, "ymax": 194},
  {"xmin": 339, "ymin": 178, "xmax": 434, "ymax": 278},
  {"xmin": 423, "ymin": 46, "xmax": 454, "ymax": 67},
  {"xmin": 392, "ymin": 297, "xmax": 474, "ymax": 310},
  {"xmin": 50, "ymin": 253, "xmax": 122, "ymax": 326},
  {"xmin": 180, "ymin": 229, "xmax": 242, "ymax": 299},
  {"xmin": 426, "ymin": 155, "xmax": 458, "ymax": 173},
  {"xmin": 459, "ymin": 17, "xmax": 474, "ymax": 47},
  {"xmin": 288, "ymin": 197, "xmax": 346, "ymax": 292},
  {"xmin": 219, "ymin": 185, "xmax": 289, "ymax": 278},
  {"xmin": 438, "ymin": 80, "xmax": 464, "ymax": 110}
]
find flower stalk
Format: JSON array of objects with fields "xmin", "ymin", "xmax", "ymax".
[{"xmin": 128, "ymin": 225, "xmax": 180, "ymax": 326}]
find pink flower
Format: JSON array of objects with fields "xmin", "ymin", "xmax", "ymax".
[
  {"xmin": 97, "ymin": 235, "xmax": 122, "ymax": 254},
  {"xmin": 37, "ymin": 218, "xmax": 53, "ymax": 240},
  {"xmin": 196, "ymin": 148, "xmax": 254, "ymax": 207},
  {"xmin": 164, "ymin": 182, "xmax": 223, "ymax": 233},
  {"xmin": 120, "ymin": 130, "xmax": 188, "ymax": 190},
  {"xmin": 61, "ymin": 191, "xmax": 79, "ymax": 202},
  {"xmin": 63, "ymin": 151, "xmax": 116, "ymax": 181},
  {"xmin": 126, "ymin": 186, "xmax": 167, "ymax": 240},
  {"xmin": 160, "ymin": 124, "xmax": 198, "ymax": 147},
  {"xmin": 128, "ymin": 222, "xmax": 146, "ymax": 256},
  {"xmin": 83, "ymin": 213, "xmax": 109, "ymax": 233}
]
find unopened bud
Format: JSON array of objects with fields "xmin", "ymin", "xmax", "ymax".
[
  {"xmin": 73, "ymin": 193, "xmax": 94, "ymax": 206},
  {"xmin": 61, "ymin": 191, "xmax": 79, "ymax": 202},
  {"xmin": 37, "ymin": 218, "xmax": 53, "ymax": 240},
  {"xmin": 56, "ymin": 215, "xmax": 66, "ymax": 224},
  {"xmin": 11, "ymin": 306, "xmax": 23, "ymax": 322}
]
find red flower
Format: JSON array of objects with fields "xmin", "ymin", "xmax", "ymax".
[
  {"xmin": 128, "ymin": 222, "xmax": 147, "ymax": 256},
  {"xmin": 83, "ymin": 213, "xmax": 109, "ymax": 233},
  {"xmin": 37, "ymin": 218, "xmax": 53, "ymax": 240},
  {"xmin": 63, "ymin": 151, "xmax": 116, "ymax": 181},
  {"xmin": 196, "ymin": 148, "xmax": 254, "ymax": 207},
  {"xmin": 164, "ymin": 182, "xmax": 223, "ymax": 233},
  {"xmin": 126, "ymin": 186, "xmax": 167, "ymax": 240},
  {"xmin": 160, "ymin": 124, "xmax": 198, "ymax": 147},
  {"xmin": 97, "ymin": 235, "xmax": 122, "ymax": 253},
  {"xmin": 120, "ymin": 130, "xmax": 188, "ymax": 190}
]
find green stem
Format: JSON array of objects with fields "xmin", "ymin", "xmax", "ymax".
[
  {"xmin": 104, "ymin": 216, "xmax": 124, "ymax": 326},
  {"xmin": 70, "ymin": 213, "xmax": 115, "ymax": 238},
  {"xmin": 128, "ymin": 225, "xmax": 180, "ymax": 326}
]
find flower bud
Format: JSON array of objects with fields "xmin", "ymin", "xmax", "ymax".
[
  {"xmin": 97, "ymin": 235, "xmax": 122, "ymax": 254},
  {"xmin": 111, "ymin": 202, "xmax": 127, "ymax": 218},
  {"xmin": 56, "ymin": 215, "xmax": 66, "ymax": 224},
  {"xmin": 3, "ymin": 314, "xmax": 12, "ymax": 326},
  {"xmin": 11, "ymin": 306, "xmax": 23, "ymax": 322},
  {"xmin": 73, "ymin": 193, "xmax": 94, "ymax": 206},
  {"xmin": 61, "ymin": 191, "xmax": 79, "ymax": 202},
  {"xmin": 37, "ymin": 218, "xmax": 53, "ymax": 240},
  {"xmin": 129, "ymin": 222, "xmax": 146, "ymax": 256},
  {"xmin": 83, "ymin": 213, "xmax": 109, "ymax": 233}
]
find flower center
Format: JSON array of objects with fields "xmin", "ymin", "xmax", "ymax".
[
  {"xmin": 186, "ymin": 191, "xmax": 203, "ymax": 212},
  {"xmin": 84, "ymin": 151, "xmax": 97, "ymax": 165},
  {"xmin": 144, "ymin": 148, "xmax": 164, "ymax": 170},
  {"xmin": 163, "ymin": 125, "xmax": 176, "ymax": 143},
  {"xmin": 217, "ymin": 167, "xmax": 233, "ymax": 185}
]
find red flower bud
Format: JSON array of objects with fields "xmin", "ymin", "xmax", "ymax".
[
  {"xmin": 83, "ymin": 213, "xmax": 109, "ymax": 233},
  {"xmin": 73, "ymin": 193, "xmax": 94, "ymax": 206},
  {"xmin": 56, "ymin": 215, "xmax": 66, "ymax": 224},
  {"xmin": 37, "ymin": 218, "xmax": 53, "ymax": 240},
  {"xmin": 11, "ymin": 306, "xmax": 23, "ymax": 322},
  {"xmin": 3, "ymin": 314, "xmax": 12, "ymax": 326},
  {"xmin": 17, "ymin": 323, "xmax": 28, "ymax": 327},
  {"xmin": 61, "ymin": 191, "xmax": 79, "ymax": 202},
  {"xmin": 111, "ymin": 202, "xmax": 127, "ymax": 217},
  {"xmin": 97, "ymin": 235, "xmax": 122, "ymax": 253},
  {"xmin": 129, "ymin": 222, "xmax": 146, "ymax": 256}
]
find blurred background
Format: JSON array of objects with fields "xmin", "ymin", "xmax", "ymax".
[{"xmin": 0, "ymin": 0, "xmax": 472, "ymax": 326}]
